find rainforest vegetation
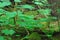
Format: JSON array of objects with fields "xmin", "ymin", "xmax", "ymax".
[{"xmin": 0, "ymin": 0, "xmax": 60, "ymax": 40}]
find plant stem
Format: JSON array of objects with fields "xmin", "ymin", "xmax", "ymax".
[
  {"xmin": 24, "ymin": 27, "xmax": 30, "ymax": 35},
  {"xmin": 13, "ymin": 2, "xmax": 18, "ymax": 25}
]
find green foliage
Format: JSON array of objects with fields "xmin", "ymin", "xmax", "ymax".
[
  {"xmin": 28, "ymin": 32, "xmax": 41, "ymax": 40},
  {"xmin": 0, "ymin": 0, "xmax": 59, "ymax": 40},
  {"xmin": 14, "ymin": 0, "xmax": 21, "ymax": 2},
  {"xmin": 0, "ymin": 36, "xmax": 5, "ymax": 40},
  {"xmin": 20, "ymin": 4, "xmax": 35, "ymax": 10},
  {"xmin": 0, "ymin": 1, "xmax": 11, "ymax": 7},
  {"xmin": 1, "ymin": 29, "xmax": 15, "ymax": 35},
  {"xmin": 5, "ymin": 11, "xmax": 17, "ymax": 19},
  {"xmin": 37, "ymin": 9, "xmax": 52, "ymax": 15},
  {"xmin": 57, "ymin": 9, "xmax": 60, "ymax": 13},
  {"xmin": 40, "ymin": 18, "xmax": 49, "ymax": 22},
  {"xmin": 34, "ymin": 0, "xmax": 48, "ymax": 6}
]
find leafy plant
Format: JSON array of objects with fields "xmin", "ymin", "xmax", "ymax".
[
  {"xmin": 0, "ymin": 0, "xmax": 60, "ymax": 40},
  {"xmin": 1, "ymin": 29, "xmax": 15, "ymax": 35}
]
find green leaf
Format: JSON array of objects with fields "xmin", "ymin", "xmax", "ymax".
[
  {"xmin": 6, "ymin": 11, "xmax": 17, "ymax": 19},
  {"xmin": 0, "ymin": 9, "xmax": 5, "ymax": 15},
  {"xmin": 29, "ymin": 32, "xmax": 41, "ymax": 40},
  {"xmin": 34, "ymin": 0, "xmax": 40, "ymax": 1},
  {"xmin": 2, "ymin": 29, "xmax": 9, "ymax": 35},
  {"xmin": 0, "ymin": 36, "xmax": 5, "ymax": 40},
  {"xmin": 1, "ymin": 0, "xmax": 10, "ymax": 2},
  {"xmin": 0, "ymin": 2, "xmax": 11, "ymax": 7},
  {"xmin": 57, "ymin": 8, "xmax": 60, "ymax": 13},
  {"xmin": 40, "ymin": 18, "xmax": 49, "ymax": 22},
  {"xmin": 1, "ymin": 29, "xmax": 15, "ymax": 35},
  {"xmin": 34, "ymin": 2, "xmax": 44, "ymax": 6},
  {"xmin": 41, "ymin": 0, "xmax": 48, "ymax": 4},
  {"xmin": 20, "ymin": 4, "xmax": 35, "ymax": 10},
  {"xmin": 14, "ymin": 0, "xmax": 21, "ymax": 2},
  {"xmin": 9, "ymin": 18, "xmax": 15, "ymax": 25},
  {"xmin": 9, "ymin": 30, "xmax": 15, "ymax": 35},
  {"xmin": 0, "ymin": 15, "xmax": 8, "ymax": 22},
  {"xmin": 38, "ymin": 9, "xmax": 52, "ymax": 15},
  {"xmin": 34, "ymin": 0, "xmax": 48, "ymax": 6},
  {"xmin": 17, "ymin": 10, "xmax": 23, "ymax": 16}
]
